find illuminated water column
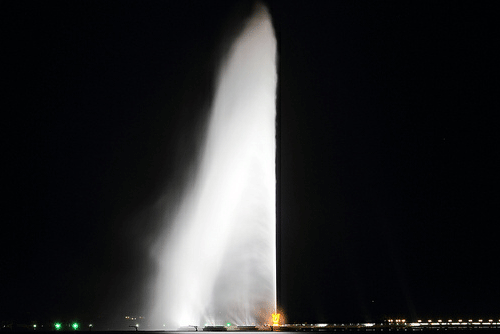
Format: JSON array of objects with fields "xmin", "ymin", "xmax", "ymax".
[{"xmin": 152, "ymin": 3, "xmax": 277, "ymax": 328}]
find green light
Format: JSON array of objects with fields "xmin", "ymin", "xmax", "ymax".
[
  {"xmin": 226, "ymin": 323, "xmax": 231, "ymax": 327},
  {"xmin": 55, "ymin": 323, "xmax": 62, "ymax": 330},
  {"xmin": 72, "ymin": 322, "xmax": 79, "ymax": 330}
]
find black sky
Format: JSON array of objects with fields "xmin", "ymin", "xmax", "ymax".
[{"xmin": 2, "ymin": 0, "xmax": 499, "ymax": 326}]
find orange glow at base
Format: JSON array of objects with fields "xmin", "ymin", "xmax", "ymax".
[{"xmin": 272, "ymin": 313, "xmax": 281, "ymax": 326}]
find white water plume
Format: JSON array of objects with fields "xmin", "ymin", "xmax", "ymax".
[{"xmin": 151, "ymin": 3, "xmax": 277, "ymax": 329}]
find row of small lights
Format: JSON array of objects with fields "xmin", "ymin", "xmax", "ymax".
[
  {"xmin": 32, "ymin": 323, "xmax": 90, "ymax": 330},
  {"xmin": 388, "ymin": 319, "xmax": 499, "ymax": 325}
]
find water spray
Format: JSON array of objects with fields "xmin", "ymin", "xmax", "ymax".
[{"xmin": 152, "ymin": 3, "xmax": 278, "ymax": 328}]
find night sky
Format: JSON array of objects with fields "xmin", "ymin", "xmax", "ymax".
[{"xmin": 2, "ymin": 1, "xmax": 499, "ymax": 327}]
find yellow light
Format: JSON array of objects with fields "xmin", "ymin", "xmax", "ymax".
[
  {"xmin": 271, "ymin": 313, "xmax": 280, "ymax": 326},
  {"xmin": 448, "ymin": 320, "xmax": 452, "ymax": 322},
  {"xmin": 417, "ymin": 320, "xmax": 422, "ymax": 323},
  {"xmin": 458, "ymin": 320, "xmax": 462, "ymax": 323}
]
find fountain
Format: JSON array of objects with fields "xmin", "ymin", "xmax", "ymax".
[{"xmin": 150, "ymin": 3, "xmax": 277, "ymax": 329}]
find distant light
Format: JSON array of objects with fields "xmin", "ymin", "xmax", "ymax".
[
  {"xmin": 136, "ymin": 324, "xmax": 139, "ymax": 327},
  {"xmin": 72, "ymin": 322, "xmax": 79, "ymax": 330},
  {"xmin": 417, "ymin": 320, "xmax": 422, "ymax": 323},
  {"xmin": 469, "ymin": 320, "xmax": 473, "ymax": 322},
  {"xmin": 54, "ymin": 323, "xmax": 62, "ymax": 330},
  {"xmin": 33, "ymin": 324, "xmax": 37, "ymax": 328},
  {"xmin": 458, "ymin": 320, "xmax": 462, "ymax": 322},
  {"xmin": 226, "ymin": 323, "xmax": 231, "ymax": 327},
  {"xmin": 448, "ymin": 320, "xmax": 452, "ymax": 322}
]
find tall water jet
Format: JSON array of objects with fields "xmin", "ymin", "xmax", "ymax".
[{"xmin": 151, "ymin": 3, "xmax": 277, "ymax": 329}]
